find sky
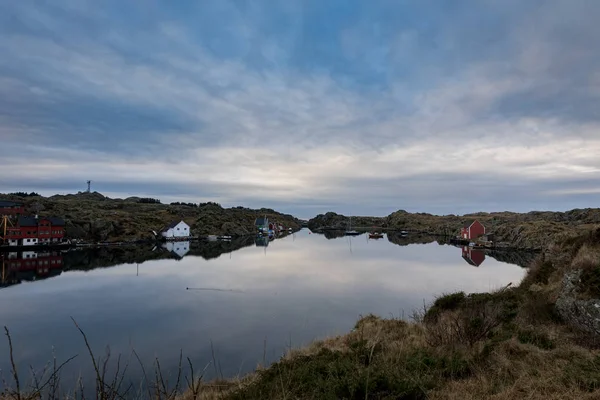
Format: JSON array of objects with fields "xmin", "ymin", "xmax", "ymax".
[{"xmin": 1, "ymin": 0, "xmax": 599, "ymax": 218}]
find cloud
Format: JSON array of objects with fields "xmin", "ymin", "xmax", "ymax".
[{"xmin": 0, "ymin": 1, "xmax": 599, "ymax": 216}]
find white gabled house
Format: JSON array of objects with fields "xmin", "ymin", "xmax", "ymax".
[{"xmin": 161, "ymin": 220, "xmax": 190, "ymax": 239}]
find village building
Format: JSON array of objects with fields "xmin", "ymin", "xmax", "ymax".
[
  {"xmin": 2, "ymin": 216, "xmax": 66, "ymax": 246},
  {"xmin": 255, "ymin": 216, "xmax": 269, "ymax": 233},
  {"xmin": 0, "ymin": 200, "xmax": 25, "ymax": 217},
  {"xmin": 460, "ymin": 220, "xmax": 485, "ymax": 240},
  {"xmin": 462, "ymin": 246, "xmax": 486, "ymax": 267},
  {"xmin": 161, "ymin": 220, "xmax": 190, "ymax": 239}
]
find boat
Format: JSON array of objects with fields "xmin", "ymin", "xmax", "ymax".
[
  {"xmin": 368, "ymin": 232, "xmax": 384, "ymax": 239},
  {"xmin": 344, "ymin": 217, "xmax": 362, "ymax": 236}
]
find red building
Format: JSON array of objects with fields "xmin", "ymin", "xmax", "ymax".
[
  {"xmin": 0, "ymin": 200, "xmax": 25, "ymax": 216},
  {"xmin": 3, "ymin": 216, "xmax": 66, "ymax": 246},
  {"xmin": 460, "ymin": 220, "xmax": 485, "ymax": 240},
  {"xmin": 462, "ymin": 246, "xmax": 486, "ymax": 267}
]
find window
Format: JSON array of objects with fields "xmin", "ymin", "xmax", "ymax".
[{"xmin": 177, "ymin": 227, "xmax": 180, "ymax": 230}]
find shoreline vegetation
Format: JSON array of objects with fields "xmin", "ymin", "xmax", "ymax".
[
  {"xmin": 2, "ymin": 198, "xmax": 600, "ymax": 398},
  {"xmin": 0, "ymin": 192, "xmax": 302, "ymax": 244}
]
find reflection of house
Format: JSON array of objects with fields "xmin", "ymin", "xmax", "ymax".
[
  {"xmin": 460, "ymin": 220, "xmax": 485, "ymax": 240},
  {"xmin": 161, "ymin": 221, "xmax": 190, "ymax": 239},
  {"xmin": 1, "ymin": 251, "xmax": 64, "ymax": 288},
  {"xmin": 462, "ymin": 246, "xmax": 486, "ymax": 267},
  {"xmin": 3, "ymin": 216, "xmax": 66, "ymax": 246},
  {"xmin": 0, "ymin": 200, "xmax": 25, "ymax": 216},
  {"xmin": 255, "ymin": 235, "xmax": 269, "ymax": 247},
  {"xmin": 255, "ymin": 217, "xmax": 269, "ymax": 233},
  {"xmin": 162, "ymin": 241, "xmax": 190, "ymax": 259}
]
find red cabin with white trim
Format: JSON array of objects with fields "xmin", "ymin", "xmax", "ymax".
[{"xmin": 460, "ymin": 220, "xmax": 485, "ymax": 240}]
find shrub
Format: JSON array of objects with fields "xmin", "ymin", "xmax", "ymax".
[
  {"xmin": 579, "ymin": 265, "xmax": 600, "ymax": 299},
  {"xmin": 138, "ymin": 198, "xmax": 161, "ymax": 204},
  {"xmin": 8, "ymin": 191, "xmax": 40, "ymax": 197},
  {"xmin": 424, "ymin": 292, "xmax": 466, "ymax": 323},
  {"xmin": 424, "ymin": 291, "xmax": 519, "ymax": 347},
  {"xmin": 517, "ymin": 328, "xmax": 555, "ymax": 350}
]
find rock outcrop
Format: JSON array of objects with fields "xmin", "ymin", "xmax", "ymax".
[{"xmin": 556, "ymin": 270, "xmax": 600, "ymax": 337}]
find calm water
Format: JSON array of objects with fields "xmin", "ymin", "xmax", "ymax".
[{"xmin": 0, "ymin": 230, "xmax": 530, "ymax": 391}]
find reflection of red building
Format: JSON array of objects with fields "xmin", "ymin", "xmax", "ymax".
[
  {"xmin": 0, "ymin": 200, "xmax": 25, "ymax": 216},
  {"xmin": 1, "ymin": 251, "xmax": 64, "ymax": 288},
  {"xmin": 460, "ymin": 220, "xmax": 485, "ymax": 240},
  {"xmin": 462, "ymin": 246, "xmax": 485, "ymax": 267},
  {"xmin": 4, "ymin": 216, "xmax": 66, "ymax": 246}
]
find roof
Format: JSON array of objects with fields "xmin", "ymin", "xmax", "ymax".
[
  {"xmin": 0, "ymin": 200, "xmax": 23, "ymax": 208},
  {"xmin": 463, "ymin": 220, "xmax": 485, "ymax": 229},
  {"xmin": 255, "ymin": 217, "xmax": 268, "ymax": 225},
  {"xmin": 18, "ymin": 216, "xmax": 38, "ymax": 227},
  {"xmin": 161, "ymin": 220, "xmax": 187, "ymax": 232},
  {"xmin": 17, "ymin": 216, "xmax": 66, "ymax": 227},
  {"xmin": 462, "ymin": 255, "xmax": 480, "ymax": 266},
  {"xmin": 48, "ymin": 217, "xmax": 65, "ymax": 226}
]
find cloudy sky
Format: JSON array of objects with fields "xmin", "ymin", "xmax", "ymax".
[{"xmin": 1, "ymin": 1, "xmax": 599, "ymax": 218}]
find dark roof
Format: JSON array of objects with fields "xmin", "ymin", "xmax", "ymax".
[
  {"xmin": 463, "ymin": 220, "xmax": 485, "ymax": 229},
  {"xmin": 255, "ymin": 217, "xmax": 268, "ymax": 225},
  {"xmin": 18, "ymin": 216, "xmax": 38, "ymax": 227},
  {"xmin": 161, "ymin": 220, "xmax": 185, "ymax": 232},
  {"xmin": 17, "ymin": 216, "xmax": 65, "ymax": 227},
  {"xmin": 0, "ymin": 200, "xmax": 23, "ymax": 207},
  {"xmin": 48, "ymin": 217, "xmax": 65, "ymax": 226}
]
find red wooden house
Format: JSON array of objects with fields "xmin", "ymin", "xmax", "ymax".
[
  {"xmin": 460, "ymin": 220, "xmax": 485, "ymax": 240},
  {"xmin": 462, "ymin": 246, "xmax": 486, "ymax": 267},
  {"xmin": 3, "ymin": 216, "xmax": 66, "ymax": 246}
]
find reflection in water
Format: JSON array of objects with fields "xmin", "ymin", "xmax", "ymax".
[
  {"xmin": 162, "ymin": 241, "xmax": 191, "ymax": 259},
  {"xmin": 461, "ymin": 246, "xmax": 486, "ymax": 267},
  {"xmin": 255, "ymin": 235, "xmax": 270, "ymax": 247},
  {"xmin": 0, "ymin": 229, "xmax": 529, "ymax": 393},
  {"xmin": 1, "ymin": 251, "xmax": 64, "ymax": 289}
]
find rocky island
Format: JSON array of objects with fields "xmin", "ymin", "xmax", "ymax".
[{"xmin": 309, "ymin": 208, "xmax": 600, "ymax": 250}]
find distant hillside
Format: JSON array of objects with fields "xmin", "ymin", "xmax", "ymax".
[
  {"xmin": 308, "ymin": 209, "xmax": 600, "ymax": 250},
  {"xmin": 0, "ymin": 192, "xmax": 301, "ymax": 242}
]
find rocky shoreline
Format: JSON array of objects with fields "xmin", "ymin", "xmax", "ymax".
[{"xmin": 308, "ymin": 208, "xmax": 600, "ymax": 250}]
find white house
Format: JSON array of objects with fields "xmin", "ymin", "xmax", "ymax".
[{"xmin": 161, "ymin": 220, "xmax": 190, "ymax": 239}]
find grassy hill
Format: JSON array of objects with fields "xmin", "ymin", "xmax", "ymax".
[{"xmin": 1, "ymin": 192, "xmax": 301, "ymax": 243}]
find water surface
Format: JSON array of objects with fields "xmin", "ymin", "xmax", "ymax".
[{"xmin": 0, "ymin": 230, "xmax": 529, "ymax": 391}]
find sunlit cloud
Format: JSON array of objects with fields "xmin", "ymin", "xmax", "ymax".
[{"xmin": 1, "ymin": 1, "xmax": 599, "ymax": 217}]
